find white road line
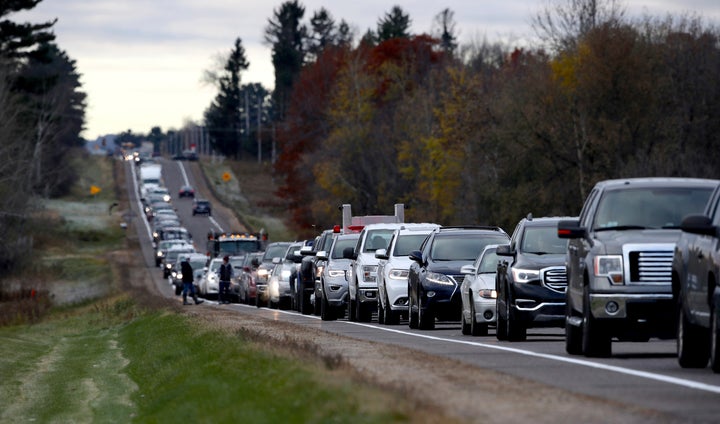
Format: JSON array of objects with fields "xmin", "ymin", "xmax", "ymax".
[
  {"xmin": 176, "ymin": 160, "xmax": 190, "ymax": 186},
  {"xmin": 209, "ymin": 216, "xmax": 224, "ymax": 233},
  {"xmin": 237, "ymin": 305, "xmax": 720, "ymax": 395}
]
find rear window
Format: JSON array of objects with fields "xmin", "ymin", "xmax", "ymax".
[{"xmin": 362, "ymin": 229, "xmax": 394, "ymax": 253}]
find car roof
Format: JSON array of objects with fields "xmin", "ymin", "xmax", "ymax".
[
  {"xmin": 395, "ymin": 223, "xmax": 440, "ymax": 235},
  {"xmin": 593, "ymin": 177, "xmax": 720, "ymax": 190}
]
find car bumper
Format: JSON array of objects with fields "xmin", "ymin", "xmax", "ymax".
[
  {"xmin": 473, "ymin": 297, "xmax": 497, "ymax": 324},
  {"xmin": 511, "ymin": 283, "xmax": 566, "ymax": 327},
  {"xmin": 385, "ymin": 279, "xmax": 409, "ymax": 311}
]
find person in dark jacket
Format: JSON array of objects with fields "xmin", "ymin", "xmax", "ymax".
[
  {"xmin": 217, "ymin": 255, "xmax": 234, "ymax": 304},
  {"xmin": 181, "ymin": 256, "xmax": 203, "ymax": 305}
]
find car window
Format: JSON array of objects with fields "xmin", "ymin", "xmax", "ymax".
[
  {"xmin": 393, "ymin": 233, "xmax": 429, "ymax": 256},
  {"xmin": 593, "ymin": 187, "xmax": 713, "ymax": 230},
  {"xmin": 263, "ymin": 244, "xmax": 289, "ymax": 260},
  {"xmin": 363, "ymin": 229, "xmax": 394, "ymax": 253},
  {"xmin": 477, "ymin": 249, "xmax": 499, "ymax": 273},
  {"xmin": 430, "ymin": 235, "xmax": 508, "ymax": 261},
  {"xmin": 332, "ymin": 237, "xmax": 359, "ymax": 259},
  {"xmin": 520, "ymin": 226, "xmax": 567, "ymax": 255}
]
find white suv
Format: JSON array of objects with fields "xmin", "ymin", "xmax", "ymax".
[
  {"xmin": 375, "ymin": 224, "xmax": 440, "ymax": 325},
  {"xmin": 344, "ymin": 223, "xmax": 408, "ymax": 322}
]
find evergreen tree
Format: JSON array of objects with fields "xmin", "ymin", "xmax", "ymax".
[
  {"xmin": 0, "ymin": 0, "xmax": 55, "ymax": 61},
  {"xmin": 337, "ymin": 19, "xmax": 354, "ymax": 46},
  {"xmin": 433, "ymin": 8, "xmax": 458, "ymax": 54},
  {"xmin": 377, "ymin": 5, "xmax": 411, "ymax": 42},
  {"xmin": 264, "ymin": 0, "xmax": 306, "ymax": 122},
  {"xmin": 306, "ymin": 7, "xmax": 336, "ymax": 62},
  {"xmin": 204, "ymin": 37, "xmax": 249, "ymax": 158}
]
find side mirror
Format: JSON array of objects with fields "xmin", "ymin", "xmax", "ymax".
[
  {"xmin": 375, "ymin": 248, "xmax": 388, "ymax": 260},
  {"xmin": 316, "ymin": 250, "xmax": 328, "ymax": 261},
  {"xmin": 557, "ymin": 219, "xmax": 585, "ymax": 239},
  {"xmin": 300, "ymin": 245, "xmax": 315, "ymax": 256},
  {"xmin": 496, "ymin": 244, "xmax": 513, "ymax": 257},
  {"xmin": 272, "ymin": 257, "xmax": 281, "ymax": 264},
  {"xmin": 680, "ymin": 214, "xmax": 716, "ymax": 236},
  {"xmin": 408, "ymin": 250, "xmax": 423, "ymax": 264},
  {"xmin": 343, "ymin": 247, "xmax": 357, "ymax": 260},
  {"xmin": 460, "ymin": 264, "xmax": 476, "ymax": 275}
]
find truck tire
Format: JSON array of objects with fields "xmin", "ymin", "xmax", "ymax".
[
  {"xmin": 582, "ymin": 285, "xmax": 611, "ymax": 357},
  {"xmin": 357, "ymin": 300, "xmax": 372, "ymax": 322},
  {"xmin": 377, "ymin": 297, "xmax": 385, "ymax": 324},
  {"xmin": 711, "ymin": 300, "xmax": 720, "ymax": 373},
  {"xmin": 677, "ymin": 297, "xmax": 710, "ymax": 368},
  {"xmin": 320, "ymin": 291, "xmax": 336, "ymax": 321},
  {"xmin": 348, "ymin": 294, "xmax": 357, "ymax": 321},
  {"xmin": 504, "ymin": 286, "xmax": 526, "ymax": 341},
  {"xmin": 385, "ymin": 293, "xmax": 399, "ymax": 325},
  {"xmin": 565, "ymin": 295, "xmax": 583, "ymax": 355}
]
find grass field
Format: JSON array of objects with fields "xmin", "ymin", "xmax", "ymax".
[{"xmin": 0, "ymin": 155, "xmax": 425, "ymax": 423}]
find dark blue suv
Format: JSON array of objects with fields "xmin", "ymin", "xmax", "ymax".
[{"xmin": 408, "ymin": 227, "xmax": 509, "ymax": 330}]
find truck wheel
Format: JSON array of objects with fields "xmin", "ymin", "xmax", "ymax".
[
  {"xmin": 582, "ymin": 285, "xmax": 611, "ymax": 357},
  {"xmin": 385, "ymin": 296, "xmax": 400, "ymax": 325},
  {"xmin": 348, "ymin": 295, "xmax": 357, "ymax": 321},
  {"xmin": 711, "ymin": 300, "xmax": 720, "ymax": 373},
  {"xmin": 357, "ymin": 300, "xmax": 372, "ymax": 322},
  {"xmin": 677, "ymin": 298, "xmax": 710, "ymax": 368},
  {"xmin": 565, "ymin": 295, "xmax": 583, "ymax": 355},
  {"xmin": 505, "ymin": 288, "xmax": 526, "ymax": 341},
  {"xmin": 470, "ymin": 300, "xmax": 488, "ymax": 336}
]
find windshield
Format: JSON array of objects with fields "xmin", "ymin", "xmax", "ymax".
[
  {"xmin": 363, "ymin": 229, "xmax": 394, "ymax": 253},
  {"xmin": 593, "ymin": 187, "xmax": 713, "ymax": 230},
  {"xmin": 217, "ymin": 240, "xmax": 261, "ymax": 256},
  {"xmin": 520, "ymin": 226, "xmax": 567, "ymax": 255},
  {"xmin": 263, "ymin": 244, "xmax": 289, "ymax": 261},
  {"xmin": 431, "ymin": 235, "xmax": 508, "ymax": 261},
  {"xmin": 331, "ymin": 237, "xmax": 358, "ymax": 259},
  {"xmin": 477, "ymin": 249, "xmax": 499, "ymax": 273},
  {"xmin": 393, "ymin": 233, "xmax": 429, "ymax": 256}
]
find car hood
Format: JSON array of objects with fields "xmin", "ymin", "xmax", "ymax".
[
  {"xmin": 514, "ymin": 253, "xmax": 566, "ymax": 269},
  {"xmin": 386, "ymin": 256, "xmax": 413, "ymax": 269},
  {"xmin": 591, "ymin": 229, "xmax": 681, "ymax": 254},
  {"xmin": 475, "ymin": 273, "xmax": 496, "ymax": 289}
]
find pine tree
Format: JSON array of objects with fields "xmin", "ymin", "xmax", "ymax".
[
  {"xmin": 377, "ymin": 5, "xmax": 411, "ymax": 42},
  {"xmin": 0, "ymin": 0, "xmax": 56, "ymax": 61}
]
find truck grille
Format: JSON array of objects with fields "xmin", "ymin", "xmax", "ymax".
[
  {"xmin": 542, "ymin": 266, "xmax": 567, "ymax": 292},
  {"xmin": 629, "ymin": 250, "xmax": 673, "ymax": 284}
]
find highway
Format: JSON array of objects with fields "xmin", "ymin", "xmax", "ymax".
[{"xmin": 126, "ymin": 158, "xmax": 720, "ymax": 422}]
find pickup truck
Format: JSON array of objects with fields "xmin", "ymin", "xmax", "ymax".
[
  {"xmin": 672, "ymin": 183, "xmax": 720, "ymax": 372},
  {"xmin": 558, "ymin": 177, "xmax": 718, "ymax": 357}
]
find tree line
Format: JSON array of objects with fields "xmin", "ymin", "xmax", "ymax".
[
  {"xmin": 0, "ymin": 0, "xmax": 86, "ymax": 270},
  {"xmin": 251, "ymin": 0, "xmax": 720, "ymax": 235}
]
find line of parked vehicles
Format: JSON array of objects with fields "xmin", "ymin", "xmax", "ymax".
[{"xmin": 137, "ymin": 159, "xmax": 720, "ymax": 374}]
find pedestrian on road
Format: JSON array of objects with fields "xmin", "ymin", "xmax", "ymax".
[
  {"xmin": 218, "ymin": 255, "xmax": 234, "ymax": 304},
  {"xmin": 181, "ymin": 256, "xmax": 204, "ymax": 305}
]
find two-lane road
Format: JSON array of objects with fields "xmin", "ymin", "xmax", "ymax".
[{"xmin": 125, "ymin": 159, "xmax": 720, "ymax": 423}]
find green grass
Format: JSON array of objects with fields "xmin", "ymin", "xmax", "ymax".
[{"xmin": 0, "ymin": 301, "xmax": 415, "ymax": 423}]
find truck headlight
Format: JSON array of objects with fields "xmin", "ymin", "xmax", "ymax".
[
  {"xmin": 594, "ymin": 255, "xmax": 623, "ymax": 284},
  {"xmin": 362, "ymin": 265, "xmax": 377, "ymax": 283},
  {"xmin": 328, "ymin": 269, "xmax": 345, "ymax": 278},
  {"xmin": 511, "ymin": 268, "xmax": 540, "ymax": 283}
]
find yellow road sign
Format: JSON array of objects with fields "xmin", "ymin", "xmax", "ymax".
[
  {"xmin": 222, "ymin": 172, "xmax": 231, "ymax": 182},
  {"xmin": 90, "ymin": 185, "xmax": 101, "ymax": 195}
]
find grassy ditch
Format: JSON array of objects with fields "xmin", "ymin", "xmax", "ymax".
[{"xmin": 0, "ymin": 299, "xmax": 418, "ymax": 423}]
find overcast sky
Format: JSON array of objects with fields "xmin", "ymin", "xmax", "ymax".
[{"xmin": 14, "ymin": 0, "xmax": 720, "ymax": 140}]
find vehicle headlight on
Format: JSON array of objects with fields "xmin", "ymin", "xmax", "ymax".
[
  {"xmin": 165, "ymin": 263, "xmax": 172, "ymax": 269},
  {"xmin": 328, "ymin": 269, "xmax": 345, "ymax": 278},
  {"xmin": 426, "ymin": 272, "xmax": 454, "ymax": 286},
  {"xmin": 478, "ymin": 289, "xmax": 497, "ymax": 299},
  {"xmin": 163, "ymin": 194, "xmax": 171, "ymax": 202},
  {"xmin": 594, "ymin": 255, "xmax": 624, "ymax": 284},
  {"xmin": 511, "ymin": 268, "xmax": 540, "ymax": 283},
  {"xmin": 388, "ymin": 269, "xmax": 409, "ymax": 280},
  {"xmin": 156, "ymin": 251, "xmax": 163, "ymax": 257},
  {"xmin": 362, "ymin": 265, "xmax": 378, "ymax": 283}
]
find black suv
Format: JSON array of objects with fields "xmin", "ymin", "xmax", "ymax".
[
  {"xmin": 192, "ymin": 199, "xmax": 212, "ymax": 216},
  {"xmin": 672, "ymin": 183, "xmax": 720, "ymax": 372},
  {"xmin": 496, "ymin": 215, "xmax": 573, "ymax": 341},
  {"xmin": 408, "ymin": 226, "xmax": 509, "ymax": 330},
  {"xmin": 559, "ymin": 178, "xmax": 717, "ymax": 357}
]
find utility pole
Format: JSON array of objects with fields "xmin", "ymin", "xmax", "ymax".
[{"xmin": 257, "ymin": 93, "xmax": 262, "ymax": 164}]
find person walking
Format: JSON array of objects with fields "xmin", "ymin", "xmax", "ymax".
[
  {"xmin": 218, "ymin": 255, "xmax": 234, "ymax": 304},
  {"xmin": 181, "ymin": 256, "xmax": 204, "ymax": 305}
]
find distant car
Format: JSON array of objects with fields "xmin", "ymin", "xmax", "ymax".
[
  {"xmin": 495, "ymin": 215, "xmax": 573, "ymax": 341},
  {"xmin": 375, "ymin": 224, "xmax": 439, "ymax": 325},
  {"xmin": 192, "ymin": 199, "xmax": 211, "ymax": 216},
  {"xmin": 267, "ymin": 242, "xmax": 304, "ymax": 309},
  {"xmin": 227, "ymin": 255, "xmax": 247, "ymax": 302},
  {"xmin": 178, "ymin": 185, "xmax": 195, "ymax": 198},
  {"xmin": 155, "ymin": 239, "xmax": 193, "ymax": 267},
  {"xmin": 460, "ymin": 245, "xmax": 501, "ymax": 336},
  {"xmin": 171, "ymin": 253, "xmax": 208, "ymax": 296},
  {"xmin": 238, "ymin": 252, "xmax": 263, "ymax": 304},
  {"xmin": 198, "ymin": 257, "xmax": 223, "ymax": 299},
  {"xmin": 163, "ymin": 245, "xmax": 196, "ymax": 279},
  {"xmin": 316, "ymin": 233, "xmax": 360, "ymax": 321},
  {"xmin": 255, "ymin": 242, "xmax": 294, "ymax": 307},
  {"xmin": 408, "ymin": 226, "xmax": 510, "ymax": 330}
]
